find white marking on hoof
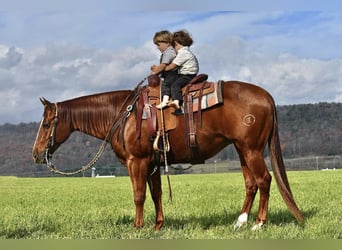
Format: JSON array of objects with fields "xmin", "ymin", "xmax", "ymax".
[
  {"xmin": 234, "ymin": 212, "xmax": 248, "ymax": 230},
  {"xmin": 251, "ymin": 222, "xmax": 264, "ymax": 231}
]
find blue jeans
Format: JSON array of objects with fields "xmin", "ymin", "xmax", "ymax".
[{"xmin": 171, "ymin": 74, "xmax": 196, "ymax": 104}]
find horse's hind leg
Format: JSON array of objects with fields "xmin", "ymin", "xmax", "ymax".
[
  {"xmin": 234, "ymin": 146, "xmax": 272, "ymax": 230},
  {"xmin": 147, "ymin": 165, "xmax": 164, "ymax": 230},
  {"xmin": 234, "ymin": 152, "xmax": 258, "ymax": 230},
  {"xmin": 245, "ymin": 151, "xmax": 272, "ymax": 230}
]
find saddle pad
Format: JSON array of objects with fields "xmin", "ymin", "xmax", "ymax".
[{"xmin": 189, "ymin": 81, "xmax": 223, "ymax": 112}]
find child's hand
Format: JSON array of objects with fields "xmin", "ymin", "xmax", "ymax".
[{"xmin": 150, "ymin": 65, "xmax": 158, "ymax": 74}]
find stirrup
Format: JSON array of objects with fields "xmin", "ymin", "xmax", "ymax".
[{"xmin": 153, "ymin": 131, "xmax": 170, "ymax": 152}]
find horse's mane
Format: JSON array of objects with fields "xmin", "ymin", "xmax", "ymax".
[{"xmin": 58, "ymin": 90, "xmax": 133, "ymax": 135}]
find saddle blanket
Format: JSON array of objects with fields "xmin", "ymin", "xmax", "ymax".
[{"xmin": 190, "ymin": 81, "xmax": 223, "ymax": 112}]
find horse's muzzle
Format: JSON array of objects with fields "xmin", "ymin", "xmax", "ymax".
[{"xmin": 32, "ymin": 151, "xmax": 47, "ymax": 164}]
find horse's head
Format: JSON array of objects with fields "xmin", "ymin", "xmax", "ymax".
[{"xmin": 32, "ymin": 97, "xmax": 67, "ymax": 164}]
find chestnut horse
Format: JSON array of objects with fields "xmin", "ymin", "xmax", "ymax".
[{"xmin": 32, "ymin": 80, "xmax": 304, "ymax": 230}]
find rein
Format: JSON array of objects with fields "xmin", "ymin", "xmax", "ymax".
[{"xmin": 44, "ymin": 78, "xmax": 146, "ymax": 176}]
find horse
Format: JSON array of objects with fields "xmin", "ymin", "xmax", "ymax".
[{"xmin": 32, "ymin": 79, "xmax": 304, "ymax": 231}]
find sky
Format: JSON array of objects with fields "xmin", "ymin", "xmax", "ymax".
[{"xmin": 1, "ymin": 1, "xmax": 342, "ymax": 124}]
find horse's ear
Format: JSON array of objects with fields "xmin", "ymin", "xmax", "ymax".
[{"xmin": 40, "ymin": 97, "xmax": 52, "ymax": 106}]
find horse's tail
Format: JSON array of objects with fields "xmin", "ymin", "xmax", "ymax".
[{"xmin": 268, "ymin": 104, "xmax": 305, "ymax": 223}]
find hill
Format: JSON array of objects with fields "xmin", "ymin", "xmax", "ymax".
[{"xmin": 0, "ymin": 102, "xmax": 341, "ymax": 176}]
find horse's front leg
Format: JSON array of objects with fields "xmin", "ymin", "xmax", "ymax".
[
  {"xmin": 147, "ymin": 164, "xmax": 164, "ymax": 230},
  {"xmin": 126, "ymin": 157, "xmax": 149, "ymax": 229}
]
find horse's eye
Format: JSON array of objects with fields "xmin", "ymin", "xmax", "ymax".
[{"xmin": 42, "ymin": 122, "xmax": 50, "ymax": 129}]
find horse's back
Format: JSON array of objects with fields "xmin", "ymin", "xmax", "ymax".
[
  {"xmin": 222, "ymin": 81, "xmax": 274, "ymax": 107},
  {"xmin": 207, "ymin": 81, "xmax": 275, "ymax": 143}
]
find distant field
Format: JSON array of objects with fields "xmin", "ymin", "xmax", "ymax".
[{"xmin": 0, "ymin": 171, "xmax": 341, "ymax": 239}]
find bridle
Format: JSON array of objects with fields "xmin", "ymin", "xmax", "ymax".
[
  {"xmin": 44, "ymin": 103, "xmax": 59, "ymax": 169},
  {"xmin": 43, "ymin": 78, "xmax": 146, "ymax": 176}
]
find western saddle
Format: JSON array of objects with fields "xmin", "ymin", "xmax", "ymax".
[{"xmin": 136, "ymin": 74, "xmax": 223, "ymax": 164}]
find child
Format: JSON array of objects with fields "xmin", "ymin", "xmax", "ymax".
[
  {"xmin": 164, "ymin": 30, "xmax": 199, "ymax": 110},
  {"xmin": 150, "ymin": 30, "xmax": 178, "ymax": 109}
]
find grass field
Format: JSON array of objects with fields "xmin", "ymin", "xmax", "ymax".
[{"xmin": 0, "ymin": 170, "xmax": 341, "ymax": 239}]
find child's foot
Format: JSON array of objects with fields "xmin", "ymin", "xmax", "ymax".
[
  {"xmin": 172, "ymin": 109, "xmax": 183, "ymax": 116},
  {"xmin": 168, "ymin": 100, "xmax": 180, "ymax": 109},
  {"xmin": 156, "ymin": 102, "xmax": 168, "ymax": 109}
]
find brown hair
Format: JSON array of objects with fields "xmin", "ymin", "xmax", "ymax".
[
  {"xmin": 173, "ymin": 30, "xmax": 193, "ymax": 46},
  {"xmin": 153, "ymin": 30, "xmax": 173, "ymax": 45}
]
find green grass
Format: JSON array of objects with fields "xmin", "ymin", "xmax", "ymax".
[{"xmin": 0, "ymin": 171, "xmax": 341, "ymax": 239}]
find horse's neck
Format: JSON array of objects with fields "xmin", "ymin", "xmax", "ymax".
[
  {"xmin": 65, "ymin": 101, "xmax": 112, "ymax": 140},
  {"xmin": 65, "ymin": 91, "xmax": 131, "ymax": 140},
  {"xmin": 68, "ymin": 109, "xmax": 106, "ymax": 140}
]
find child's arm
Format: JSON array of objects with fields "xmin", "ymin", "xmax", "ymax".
[
  {"xmin": 151, "ymin": 63, "xmax": 167, "ymax": 75},
  {"xmin": 164, "ymin": 63, "xmax": 177, "ymax": 71}
]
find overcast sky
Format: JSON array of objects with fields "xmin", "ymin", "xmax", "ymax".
[{"xmin": 1, "ymin": 1, "xmax": 342, "ymax": 124}]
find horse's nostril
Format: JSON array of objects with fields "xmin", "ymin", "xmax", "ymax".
[{"xmin": 32, "ymin": 152, "xmax": 38, "ymax": 162}]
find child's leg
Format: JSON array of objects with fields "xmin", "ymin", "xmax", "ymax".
[
  {"xmin": 170, "ymin": 75, "xmax": 195, "ymax": 107},
  {"xmin": 156, "ymin": 73, "xmax": 176, "ymax": 109},
  {"xmin": 161, "ymin": 80, "xmax": 170, "ymax": 97}
]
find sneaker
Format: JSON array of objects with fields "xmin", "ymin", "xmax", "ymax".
[{"xmin": 172, "ymin": 109, "xmax": 183, "ymax": 116}]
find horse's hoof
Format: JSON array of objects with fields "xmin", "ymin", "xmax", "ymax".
[
  {"xmin": 233, "ymin": 212, "xmax": 248, "ymax": 231},
  {"xmin": 154, "ymin": 221, "xmax": 164, "ymax": 231},
  {"xmin": 234, "ymin": 222, "xmax": 243, "ymax": 230},
  {"xmin": 134, "ymin": 224, "xmax": 144, "ymax": 230},
  {"xmin": 251, "ymin": 222, "xmax": 264, "ymax": 231}
]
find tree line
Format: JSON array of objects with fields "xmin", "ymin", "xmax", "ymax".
[{"xmin": 0, "ymin": 102, "xmax": 341, "ymax": 176}]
